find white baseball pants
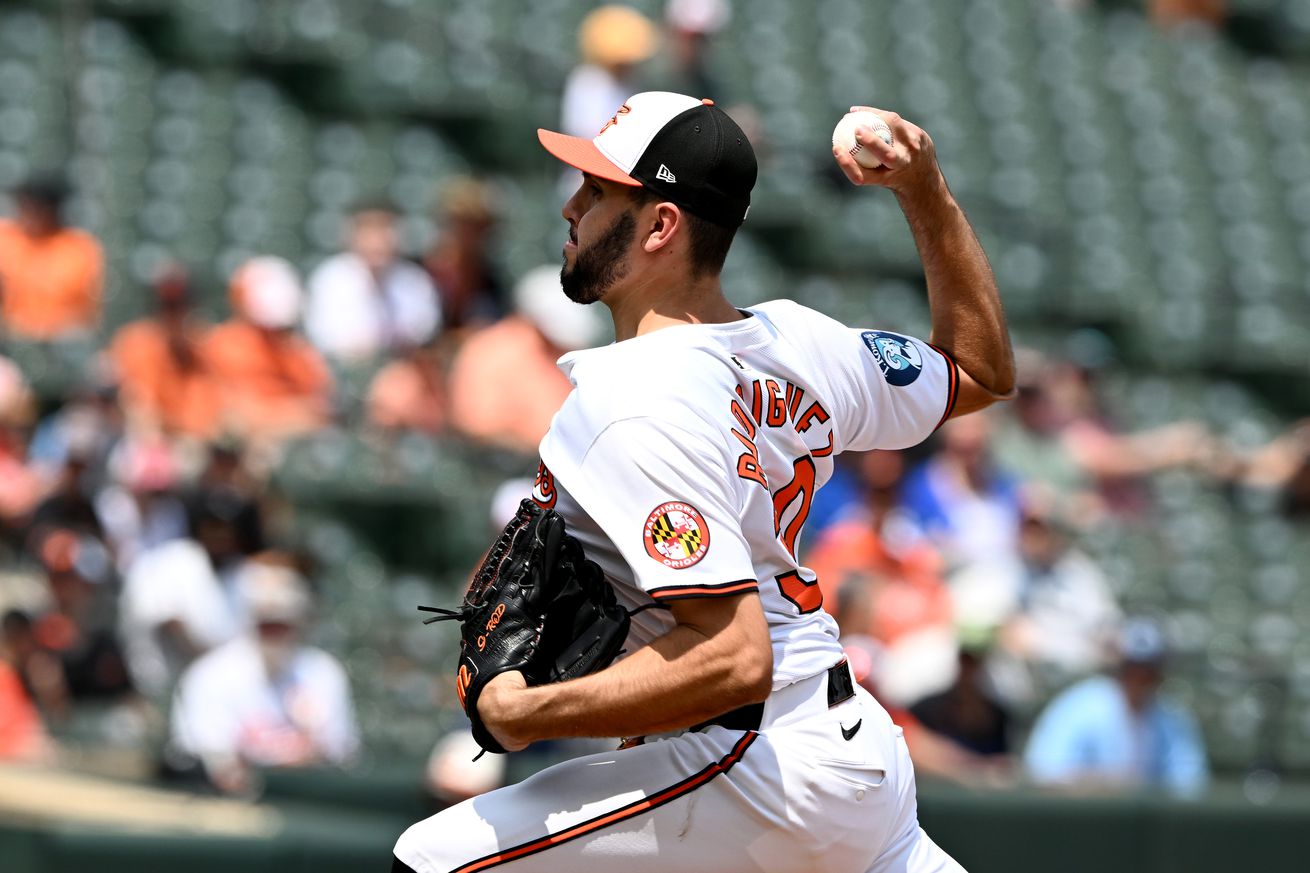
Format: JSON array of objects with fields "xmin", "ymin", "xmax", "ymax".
[{"xmin": 393, "ymin": 672, "xmax": 966, "ymax": 873}]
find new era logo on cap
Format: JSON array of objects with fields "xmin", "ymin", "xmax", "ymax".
[{"xmin": 537, "ymin": 91, "xmax": 757, "ymax": 227}]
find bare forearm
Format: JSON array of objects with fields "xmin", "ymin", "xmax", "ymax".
[
  {"xmin": 898, "ymin": 173, "xmax": 1015, "ymax": 397},
  {"xmin": 493, "ymin": 612, "xmax": 771, "ymax": 743}
]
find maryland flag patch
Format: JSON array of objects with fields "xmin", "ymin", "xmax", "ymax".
[{"xmin": 644, "ymin": 502, "xmax": 711, "ymax": 569}]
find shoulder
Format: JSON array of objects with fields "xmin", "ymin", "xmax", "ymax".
[
  {"xmin": 185, "ymin": 638, "xmax": 255, "ymax": 683},
  {"xmin": 204, "ymin": 320, "xmax": 248, "ymax": 346},
  {"xmin": 557, "ymin": 336, "xmax": 739, "ymax": 449},
  {"xmin": 308, "ymin": 253, "xmax": 366, "ymax": 290},
  {"xmin": 110, "ymin": 319, "xmax": 159, "ymax": 351},
  {"xmin": 296, "ymin": 647, "xmax": 350, "ymax": 684},
  {"xmin": 1151, "ymin": 698, "xmax": 1200, "ymax": 733},
  {"xmin": 1047, "ymin": 675, "xmax": 1118, "ymax": 714},
  {"xmin": 390, "ymin": 258, "xmax": 434, "ymax": 286},
  {"xmin": 70, "ymin": 227, "xmax": 102, "ymax": 248},
  {"xmin": 751, "ymin": 298, "xmax": 831, "ymax": 322},
  {"xmin": 128, "ymin": 539, "xmax": 208, "ymax": 580}
]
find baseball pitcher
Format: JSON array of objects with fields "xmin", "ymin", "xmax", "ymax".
[{"xmin": 394, "ymin": 92, "xmax": 1014, "ymax": 873}]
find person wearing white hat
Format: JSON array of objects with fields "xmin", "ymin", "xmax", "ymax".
[
  {"xmin": 169, "ymin": 562, "xmax": 359, "ymax": 795},
  {"xmin": 204, "ymin": 257, "xmax": 334, "ymax": 442}
]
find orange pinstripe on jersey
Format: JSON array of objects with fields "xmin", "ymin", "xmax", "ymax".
[{"xmin": 450, "ymin": 731, "xmax": 758, "ymax": 873}]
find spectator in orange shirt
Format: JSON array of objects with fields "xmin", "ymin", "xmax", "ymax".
[
  {"xmin": 205, "ymin": 257, "xmax": 333, "ymax": 444},
  {"xmin": 0, "ymin": 178, "xmax": 103, "ymax": 340},
  {"xmin": 366, "ymin": 339, "xmax": 450, "ymax": 435},
  {"xmin": 0, "ymin": 610, "xmax": 53, "ymax": 762},
  {"xmin": 110, "ymin": 263, "xmax": 222, "ymax": 439},
  {"xmin": 448, "ymin": 265, "xmax": 604, "ymax": 454}
]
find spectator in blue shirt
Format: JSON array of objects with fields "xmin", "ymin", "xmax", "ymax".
[{"xmin": 1023, "ymin": 618, "xmax": 1208, "ymax": 796}]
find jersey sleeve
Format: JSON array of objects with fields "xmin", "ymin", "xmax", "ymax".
[
  {"xmin": 570, "ymin": 417, "xmax": 757, "ymax": 602},
  {"xmin": 826, "ymin": 327, "xmax": 959, "ymax": 453}
]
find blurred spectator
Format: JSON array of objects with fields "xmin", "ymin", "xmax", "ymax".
[
  {"xmin": 0, "ymin": 177, "xmax": 103, "ymax": 340},
  {"xmin": 992, "ymin": 351, "xmax": 1212, "ymax": 520},
  {"xmin": 31, "ymin": 529, "xmax": 130, "ymax": 704},
  {"xmin": 561, "ymin": 5, "xmax": 659, "ymax": 140},
  {"xmin": 170, "ymin": 564, "xmax": 359, "ymax": 795},
  {"xmin": 206, "ymin": 257, "xmax": 333, "ymax": 443},
  {"xmin": 28, "ymin": 376, "xmax": 123, "ymax": 481},
  {"xmin": 1151, "ymin": 0, "xmax": 1225, "ymax": 29},
  {"xmin": 0, "ymin": 357, "xmax": 43, "ymax": 528},
  {"xmin": 426, "ymin": 728, "xmax": 507, "ymax": 805},
  {"xmin": 423, "ymin": 179, "xmax": 507, "ymax": 332},
  {"xmin": 109, "ymin": 263, "xmax": 222, "ymax": 439},
  {"xmin": 306, "ymin": 200, "xmax": 440, "ymax": 362},
  {"xmin": 661, "ymin": 0, "xmax": 731, "ymax": 98},
  {"xmin": 909, "ymin": 641, "xmax": 1012, "ymax": 759},
  {"xmin": 1230, "ymin": 419, "xmax": 1310, "ymax": 518},
  {"xmin": 902, "ymin": 413, "xmax": 1022, "ymax": 569},
  {"xmin": 189, "ymin": 443, "xmax": 265, "ymax": 548},
  {"xmin": 95, "ymin": 435, "xmax": 190, "ymax": 573},
  {"xmin": 117, "ymin": 497, "xmax": 251, "ymax": 699},
  {"xmin": 29, "ymin": 436, "xmax": 106, "ymax": 547},
  {"xmin": 1024, "ymin": 619, "xmax": 1209, "ymax": 796},
  {"xmin": 839, "ymin": 630, "xmax": 1005, "ymax": 788},
  {"xmin": 0, "ymin": 610, "xmax": 54, "ymax": 761},
  {"xmin": 366, "ymin": 339, "xmax": 449, "ymax": 435},
  {"xmin": 807, "ymin": 450, "xmax": 956, "ymax": 704},
  {"xmin": 449, "ymin": 265, "xmax": 604, "ymax": 454},
  {"xmin": 951, "ymin": 498, "xmax": 1120, "ymax": 700}
]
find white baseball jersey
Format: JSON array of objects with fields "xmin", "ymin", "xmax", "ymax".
[
  {"xmin": 533, "ymin": 299, "xmax": 958, "ymax": 686},
  {"xmin": 395, "ymin": 299, "xmax": 967, "ymax": 873}
]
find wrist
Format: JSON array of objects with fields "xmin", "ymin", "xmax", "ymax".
[
  {"xmin": 893, "ymin": 168, "xmax": 951, "ymax": 211},
  {"xmin": 479, "ymin": 672, "xmax": 534, "ymax": 751}
]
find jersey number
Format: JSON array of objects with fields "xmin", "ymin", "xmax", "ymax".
[
  {"xmin": 771, "ymin": 456, "xmax": 821, "ymax": 614},
  {"xmin": 771, "ymin": 456, "xmax": 815, "ymax": 560}
]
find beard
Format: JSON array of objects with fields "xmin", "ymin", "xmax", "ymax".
[{"xmin": 560, "ymin": 210, "xmax": 636, "ymax": 304}]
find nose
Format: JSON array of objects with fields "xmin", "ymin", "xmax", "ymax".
[{"xmin": 562, "ymin": 179, "xmax": 586, "ymax": 224}]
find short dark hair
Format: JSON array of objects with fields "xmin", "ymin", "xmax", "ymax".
[
  {"xmin": 14, "ymin": 176, "xmax": 67, "ymax": 217},
  {"xmin": 629, "ymin": 187, "xmax": 736, "ymax": 278}
]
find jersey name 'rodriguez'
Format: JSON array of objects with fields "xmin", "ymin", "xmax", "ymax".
[{"xmin": 533, "ymin": 298, "xmax": 959, "ymax": 689}]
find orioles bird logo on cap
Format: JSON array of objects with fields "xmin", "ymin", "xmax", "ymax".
[{"xmin": 598, "ymin": 104, "xmax": 632, "ymax": 136}]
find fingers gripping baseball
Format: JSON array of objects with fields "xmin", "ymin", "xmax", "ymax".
[{"xmin": 832, "ymin": 106, "xmax": 936, "ymax": 191}]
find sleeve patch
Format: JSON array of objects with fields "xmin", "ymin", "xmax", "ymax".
[
  {"xmin": 860, "ymin": 331, "xmax": 924, "ymax": 387},
  {"xmin": 643, "ymin": 502, "xmax": 711, "ymax": 569}
]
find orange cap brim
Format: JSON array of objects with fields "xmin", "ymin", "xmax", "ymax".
[{"xmin": 537, "ymin": 129, "xmax": 642, "ymax": 186}]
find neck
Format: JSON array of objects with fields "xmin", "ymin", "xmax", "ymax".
[{"xmin": 605, "ymin": 271, "xmax": 742, "ymax": 342}]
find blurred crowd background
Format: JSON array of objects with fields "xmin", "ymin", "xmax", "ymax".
[{"xmin": 2, "ymin": 0, "xmax": 1310, "ymax": 834}]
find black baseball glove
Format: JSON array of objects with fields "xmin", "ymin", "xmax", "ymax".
[{"xmin": 420, "ymin": 499, "xmax": 631, "ymax": 754}]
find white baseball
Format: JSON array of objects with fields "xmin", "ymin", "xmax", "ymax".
[{"xmin": 832, "ymin": 110, "xmax": 894, "ymax": 169}]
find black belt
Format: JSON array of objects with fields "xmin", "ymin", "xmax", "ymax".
[{"xmin": 692, "ymin": 659, "xmax": 855, "ymax": 733}]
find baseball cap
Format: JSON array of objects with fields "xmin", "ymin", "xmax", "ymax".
[
  {"xmin": 241, "ymin": 563, "xmax": 312, "ymax": 625},
  {"xmin": 230, "ymin": 256, "xmax": 303, "ymax": 330},
  {"xmin": 1118, "ymin": 618, "xmax": 1167, "ymax": 665},
  {"xmin": 538, "ymin": 91, "xmax": 757, "ymax": 227}
]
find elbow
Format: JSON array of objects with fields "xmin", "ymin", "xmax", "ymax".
[{"xmin": 734, "ymin": 641, "xmax": 774, "ymax": 705}]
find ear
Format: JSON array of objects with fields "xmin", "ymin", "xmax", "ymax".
[{"xmin": 641, "ymin": 202, "xmax": 682, "ymax": 254}]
